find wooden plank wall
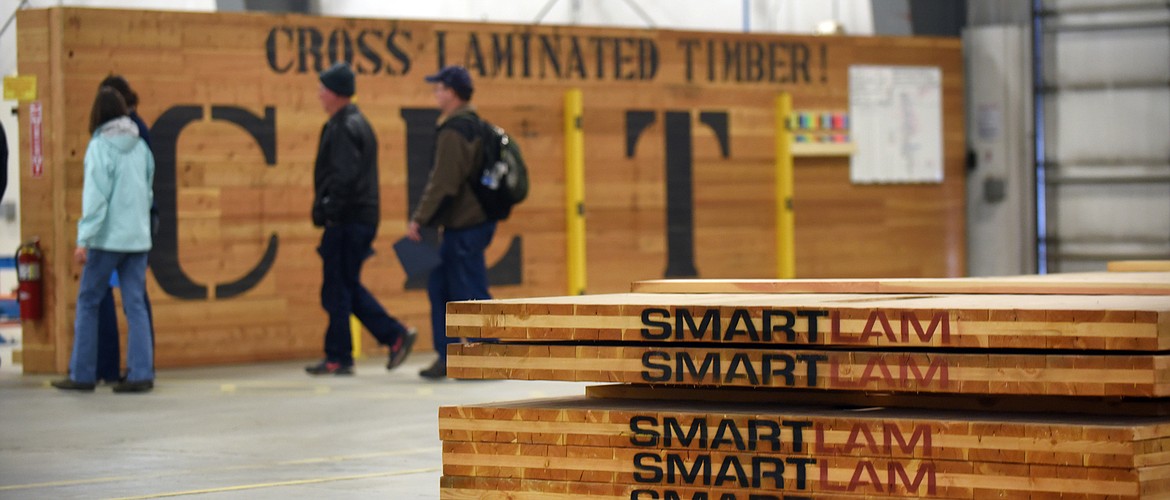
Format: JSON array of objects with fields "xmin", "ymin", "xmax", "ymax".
[{"xmin": 15, "ymin": 8, "xmax": 965, "ymax": 372}]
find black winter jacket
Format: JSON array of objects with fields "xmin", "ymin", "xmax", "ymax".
[{"xmin": 312, "ymin": 104, "xmax": 380, "ymax": 227}]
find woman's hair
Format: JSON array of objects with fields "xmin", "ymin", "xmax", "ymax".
[
  {"xmin": 89, "ymin": 87, "xmax": 128, "ymax": 134},
  {"xmin": 99, "ymin": 75, "xmax": 138, "ymax": 108}
]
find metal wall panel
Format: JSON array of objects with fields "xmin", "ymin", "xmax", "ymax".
[
  {"xmin": 1044, "ymin": 0, "xmax": 1167, "ymax": 11},
  {"xmin": 1036, "ymin": 1, "xmax": 1170, "ymax": 272},
  {"xmin": 1053, "ymin": 183, "xmax": 1170, "ymax": 239},
  {"xmin": 1046, "ymin": 28, "xmax": 1170, "ymax": 85},
  {"xmin": 1044, "ymin": 89, "xmax": 1170, "ymax": 161}
]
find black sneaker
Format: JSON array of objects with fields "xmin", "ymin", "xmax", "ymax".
[
  {"xmin": 51, "ymin": 379, "xmax": 96, "ymax": 392},
  {"xmin": 305, "ymin": 360, "xmax": 354, "ymax": 376},
  {"xmin": 387, "ymin": 328, "xmax": 418, "ymax": 371},
  {"xmin": 112, "ymin": 380, "xmax": 154, "ymax": 393},
  {"xmin": 419, "ymin": 359, "xmax": 447, "ymax": 380}
]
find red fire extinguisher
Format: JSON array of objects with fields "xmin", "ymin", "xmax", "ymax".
[{"xmin": 16, "ymin": 239, "xmax": 44, "ymax": 321}]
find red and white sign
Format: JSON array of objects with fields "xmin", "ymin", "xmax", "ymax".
[{"xmin": 30, "ymin": 101, "xmax": 43, "ymax": 178}]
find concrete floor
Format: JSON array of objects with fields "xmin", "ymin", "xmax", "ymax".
[{"xmin": 0, "ymin": 350, "xmax": 589, "ymax": 499}]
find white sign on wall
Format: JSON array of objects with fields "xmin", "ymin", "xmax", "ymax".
[
  {"xmin": 848, "ymin": 65, "xmax": 943, "ymax": 184},
  {"xmin": 30, "ymin": 101, "xmax": 43, "ymax": 178}
]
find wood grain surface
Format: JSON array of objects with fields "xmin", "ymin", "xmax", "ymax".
[
  {"xmin": 439, "ymin": 398, "xmax": 1170, "ymax": 498},
  {"xmin": 17, "ymin": 7, "xmax": 965, "ymax": 372},
  {"xmin": 630, "ymin": 272, "xmax": 1170, "ymax": 296},
  {"xmin": 444, "ymin": 291, "xmax": 1170, "ymax": 350},
  {"xmin": 447, "ymin": 343, "xmax": 1170, "ymax": 397}
]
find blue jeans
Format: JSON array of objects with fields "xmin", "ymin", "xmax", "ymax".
[
  {"xmin": 319, "ymin": 223, "xmax": 409, "ymax": 365},
  {"xmin": 428, "ymin": 221, "xmax": 495, "ymax": 362},
  {"xmin": 70, "ymin": 250, "xmax": 153, "ymax": 384},
  {"xmin": 96, "ymin": 285, "xmax": 155, "ymax": 382}
]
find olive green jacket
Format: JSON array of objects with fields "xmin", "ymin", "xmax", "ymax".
[{"xmin": 411, "ymin": 104, "xmax": 488, "ymax": 229}]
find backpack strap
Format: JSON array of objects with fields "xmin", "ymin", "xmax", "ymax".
[{"xmin": 438, "ymin": 112, "xmax": 481, "ymax": 143}]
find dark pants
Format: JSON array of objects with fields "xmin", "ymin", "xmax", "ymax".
[
  {"xmin": 96, "ymin": 285, "xmax": 154, "ymax": 383},
  {"xmin": 319, "ymin": 222, "xmax": 407, "ymax": 366},
  {"xmin": 428, "ymin": 221, "xmax": 496, "ymax": 363}
]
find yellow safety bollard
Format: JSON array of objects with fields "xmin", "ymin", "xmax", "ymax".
[
  {"xmin": 350, "ymin": 315, "xmax": 362, "ymax": 359},
  {"xmin": 564, "ymin": 89, "xmax": 587, "ymax": 295},
  {"xmin": 775, "ymin": 93, "xmax": 796, "ymax": 279}
]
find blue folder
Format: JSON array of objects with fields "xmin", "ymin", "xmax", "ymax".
[{"xmin": 392, "ymin": 236, "xmax": 441, "ymax": 279}]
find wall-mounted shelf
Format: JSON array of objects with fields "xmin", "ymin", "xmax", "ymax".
[
  {"xmin": 792, "ymin": 142, "xmax": 857, "ymax": 157},
  {"xmin": 788, "ymin": 109, "xmax": 853, "ymax": 157}
]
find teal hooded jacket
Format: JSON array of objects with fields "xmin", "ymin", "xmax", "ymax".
[{"xmin": 77, "ymin": 116, "xmax": 154, "ymax": 252}]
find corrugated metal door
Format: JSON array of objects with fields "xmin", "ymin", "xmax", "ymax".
[{"xmin": 1035, "ymin": 0, "xmax": 1170, "ymax": 272}]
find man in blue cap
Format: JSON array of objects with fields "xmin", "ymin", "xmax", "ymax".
[
  {"xmin": 407, "ymin": 65, "xmax": 496, "ymax": 380},
  {"xmin": 307, "ymin": 62, "xmax": 416, "ymax": 375}
]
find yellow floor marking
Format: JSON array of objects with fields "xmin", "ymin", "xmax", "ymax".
[
  {"xmin": 110, "ymin": 467, "xmax": 440, "ymax": 499},
  {"xmin": 0, "ymin": 447, "xmax": 440, "ymax": 492}
]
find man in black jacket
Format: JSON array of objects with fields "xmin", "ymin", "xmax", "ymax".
[{"xmin": 307, "ymin": 62, "xmax": 415, "ymax": 375}]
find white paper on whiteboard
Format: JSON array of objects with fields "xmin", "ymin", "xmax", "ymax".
[{"xmin": 848, "ymin": 65, "xmax": 943, "ymax": 184}]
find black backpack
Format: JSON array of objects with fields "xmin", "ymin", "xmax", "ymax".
[{"xmin": 467, "ymin": 117, "xmax": 529, "ymax": 220}]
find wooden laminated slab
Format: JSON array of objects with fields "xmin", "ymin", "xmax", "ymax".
[
  {"xmin": 585, "ymin": 384, "xmax": 1170, "ymax": 416},
  {"xmin": 442, "ymin": 441, "xmax": 1170, "ymax": 499},
  {"xmin": 441, "ymin": 448, "xmax": 1170, "ymax": 499},
  {"xmin": 439, "ymin": 474, "xmax": 1170, "ymax": 500},
  {"xmin": 446, "ymin": 292, "xmax": 1170, "ymax": 350},
  {"xmin": 446, "ymin": 343, "xmax": 1170, "ymax": 397},
  {"xmin": 442, "ymin": 475, "xmax": 1170, "ymax": 500},
  {"xmin": 442, "ymin": 475, "xmax": 913, "ymax": 500},
  {"xmin": 439, "ymin": 397, "xmax": 1170, "ymax": 469},
  {"xmin": 630, "ymin": 272, "xmax": 1170, "ymax": 296},
  {"xmin": 440, "ymin": 395, "xmax": 1170, "ymax": 498},
  {"xmin": 1109, "ymin": 262, "xmax": 1170, "ymax": 273}
]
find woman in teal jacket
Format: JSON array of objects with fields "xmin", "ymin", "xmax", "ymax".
[{"xmin": 53, "ymin": 87, "xmax": 155, "ymax": 393}]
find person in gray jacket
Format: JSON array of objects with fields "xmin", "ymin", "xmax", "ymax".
[{"xmin": 306, "ymin": 62, "xmax": 415, "ymax": 376}]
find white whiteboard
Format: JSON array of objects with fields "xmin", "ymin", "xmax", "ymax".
[{"xmin": 848, "ymin": 65, "xmax": 943, "ymax": 184}]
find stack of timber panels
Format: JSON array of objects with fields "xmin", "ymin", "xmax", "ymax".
[{"xmin": 440, "ymin": 272, "xmax": 1170, "ymax": 499}]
